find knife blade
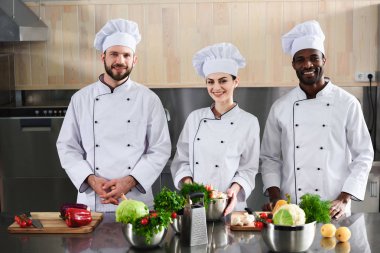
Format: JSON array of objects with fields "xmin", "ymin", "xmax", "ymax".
[{"xmin": 26, "ymin": 212, "xmax": 44, "ymax": 229}]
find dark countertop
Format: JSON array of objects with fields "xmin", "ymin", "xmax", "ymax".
[{"xmin": 0, "ymin": 212, "xmax": 378, "ymax": 253}]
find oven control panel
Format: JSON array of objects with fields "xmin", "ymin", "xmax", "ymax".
[{"xmin": 0, "ymin": 106, "xmax": 68, "ymax": 118}]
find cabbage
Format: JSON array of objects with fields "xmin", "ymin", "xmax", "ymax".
[
  {"xmin": 115, "ymin": 199, "xmax": 149, "ymax": 224},
  {"xmin": 273, "ymin": 203, "xmax": 306, "ymax": 226}
]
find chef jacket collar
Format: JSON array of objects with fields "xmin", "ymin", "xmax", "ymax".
[
  {"xmin": 296, "ymin": 78, "xmax": 333, "ymax": 100},
  {"xmin": 208, "ymin": 102, "xmax": 240, "ymax": 119},
  {"xmin": 96, "ymin": 74, "xmax": 132, "ymax": 94}
]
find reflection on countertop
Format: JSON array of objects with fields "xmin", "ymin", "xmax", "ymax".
[{"xmin": 1, "ymin": 212, "xmax": 379, "ymax": 253}]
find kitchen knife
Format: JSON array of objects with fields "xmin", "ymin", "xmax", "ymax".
[{"xmin": 26, "ymin": 212, "xmax": 44, "ymax": 229}]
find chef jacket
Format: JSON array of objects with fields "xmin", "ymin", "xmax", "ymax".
[
  {"xmin": 57, "ymin": 77, "xmax": 171, "ymax": 212},
  {"xmin": 171, "ymin": 104, "xmax": 260, "ymax": 210},
  {"xmin": 260, "ymin": 80, "xmax": 374, "ymax": 209}
]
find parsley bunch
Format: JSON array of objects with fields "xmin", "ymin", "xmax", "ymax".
[
  {"xmin": 154, "ymin": 187, "xmax": 185, "ymax": 213},
  {"xmin": 299, "ymin": 193, "xmax": 331, "ymax": 224},
  {"xmin": 180, "ymin": 182, "xmax": 212, "ymax": 208},
  {"xmin": 132, "ymin": 211, "xmax": 171, "ymax": 244}
]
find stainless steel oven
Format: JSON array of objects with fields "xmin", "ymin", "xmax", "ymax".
[{"xmin": 0, "ymin": 106, "xmax": 77, "ymax": 212}]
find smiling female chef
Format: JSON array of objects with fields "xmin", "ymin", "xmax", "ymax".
[
  {"xmin": 170, "ymin": 43, "xmax": 260, "ymax": 215},
  {"xmin": 260, "ymin": 20, "xmax": 374, "ymax": 219}
]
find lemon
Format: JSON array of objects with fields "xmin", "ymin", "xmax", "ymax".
[
  {"xmin": 321, "ymin": 223, "xmax": 337, "ymax": 238},
  {"xmin": 335, "ymin": 242, "xmax": 351, "ymax": 253},
  {"xmin": 335, "ymin": 227, "xmax": 351, "ymax": 242},
  {"xmin": 273, "ymin": 209, "xmax": 293, "ymax": 226},
  {"xmin": 320, "ymin": 237, "xmax": 336, "ymax": 250}
]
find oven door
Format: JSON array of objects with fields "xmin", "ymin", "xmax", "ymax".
[{"xmin": 0, "ymin": 117, "xmax": 76, "ymax": 212}]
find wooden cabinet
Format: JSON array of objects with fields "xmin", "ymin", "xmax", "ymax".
[{"xmin": 0, "ymin": 0, "xmax": 378, "ymax": 90}]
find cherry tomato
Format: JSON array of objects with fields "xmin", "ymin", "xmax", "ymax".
[
  {"xmin": 140, "ymin": 218, "xmax": 149, "ymax": 226},
  {"xmin": 20, "ymin": 221, "xmax": 27, "ymax": 228},
  {"xmin": 255, "ymin": 221, "xmax": 264, "ymax": 230},
  {"xmin": 266, "ymin": 219, "xmax": 273, "ymax": 223},
  {"xmin": 171, "ymin": 212, "xmax": 177, "ymax": 219},
  {"xmin": 150, "ymin": 212, "xmax": 158, "ymax": 218},
  {"xmin": 259, "ymin": 213, "xmax": 268, "ymax": 219}
]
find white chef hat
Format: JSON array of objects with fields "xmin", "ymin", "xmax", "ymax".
[
  {"xmin": 282, "ymin": 20, "xmax": 325, "ymax": 57},
  {"xmin": 94, "ymin": 19, "xmax": 141, "ymax": 52},
  {"xmin": 192, "ymin": 42, "xmax": 246, "ymax": 78}
]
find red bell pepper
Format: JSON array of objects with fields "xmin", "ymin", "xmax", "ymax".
[
  {"xmin": 65, "ymin": 208, "xmax": 92, "ymax": 228},
  {"xmin": 60, "ymin": 203, "xmax": 88, "ymax": 219}
]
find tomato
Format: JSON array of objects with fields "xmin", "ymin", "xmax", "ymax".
[
  {"xmin": 150, "ymin": 212, "xmax": 158, "ymax": 218},
  {"xmin": 266, "ymin": 219, "xmax": 273, "ymax": 224},
  {"xmin": 255, "ymin": 221, "xmax": 264, "ymax": 230},
  {"xmin": 140, "ymin": 218, "xmax": 149, "ymax": 226},
  {"xmin": 259, "ymin": 213, "xmax": 268, "ymax": 219},
  {"xmin": 171, "ymin": 212, "xmax": 177, "ymax": 219}
]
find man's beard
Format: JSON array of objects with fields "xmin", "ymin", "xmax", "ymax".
[
  {"xmin": 296, "ymin": 67, "xmax": 323, "ymax": 85},
  {"xmin": 104, "ymin": 61, "xmax": 133, "ymax": 81}
]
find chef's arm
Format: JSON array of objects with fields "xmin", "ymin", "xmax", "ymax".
[
  {"xmin": 170, "ymin": 115, "xmax": 193, "ymax": 189},
  {"xmin": 260, "ymin": 106, "xmax": 283, "ymax": 198},
  {"xmin": 232, "ymin": 117, "xmax": 260, "ymax": 202},
  {"xmin": 343, "ymin": 99, "xmax": 374, "ymax": 200},
  {"xmin": 128, "ymin": 97, "xmax": 171, "ymax": 193},
  {"xmin": 57, "ymin": 99, "xmax": 94, "ymax": 193}
]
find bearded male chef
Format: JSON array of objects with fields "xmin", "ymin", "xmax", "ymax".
[
  {"xmin": 56, "ymin": 19, "xmax": 171, "ymax": 212},
  {"xmin": 260, "ymin": 20, "xmax": 374, "ymax": 219},
  {"xmin": 171, "ymin": 43, "xmax": 260, "ymax": 215}
]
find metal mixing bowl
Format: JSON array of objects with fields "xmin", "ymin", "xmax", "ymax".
[
  {"xmin": 261, "ymin": 221, "xmax": 316, "ymax": 252},
  {"xmin": 171, "ymin": 214, "xmax": 182, "ymax": 234},
  {"xmin": 206, "ymin": 198, "xmax": 228, "ymax": 221},
  {"xmin": 121, "ymin": 223, "xmax": 167, "ymax": 249}
]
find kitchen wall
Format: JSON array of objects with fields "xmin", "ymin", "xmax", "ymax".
[{"xmin": 0, "ymin": 0, "xmax": 378, "ymax": 90}]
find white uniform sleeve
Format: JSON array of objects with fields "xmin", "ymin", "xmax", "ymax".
[
  {"xmin": 342, "ymin": 99, "xmax": 374, "ymax": 200},
  {"xmin": 170, "ymin": 115, "xmax": 193, "ymax": 189},
  {"xmin": 129, "ymin": 96, "xmax": 171, "ymax": 193},
  {"xmin": 232, "ymin": 117, "xmax": 260, "ymax": 202},
  {"xmin": 260, "ymin": 104, "xmax": 283, "ymax": 195},
  {"xmin": 56, "ymin": 98, "xmax": 94, "ymax": 192}
]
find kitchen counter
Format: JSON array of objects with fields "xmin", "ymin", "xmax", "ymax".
[{"xmin": 0, "ymin": 212, "xmax": 378, "ymax": 253}]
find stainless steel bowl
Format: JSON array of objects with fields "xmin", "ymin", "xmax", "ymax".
[
  {"xmin": 261, "ymin": 221, "xmax": 316, "ymax": 252},
  {"xmin": 122, "ymin": 223, "xmax": 167, "ymax": 249},
  {"xmin": 171, "ymin": 215, "xmax": 182, "ymax": 234},
  {"xmin": 206, "ymin": 198, "xmax": 228, "ymax": 221}
]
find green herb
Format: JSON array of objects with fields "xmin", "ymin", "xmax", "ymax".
[
  {"xmin": 180, "ymin": 182, "xmax": 211, "ymax": 208},
  {"xmin": 133, "ymin": 211, "xmax": 171, "ymax": 244},
  {"xmin": 154, "ymin": 187, "xmax": 185, "ymax": 213},
  {"xmin": 299, "ymin": 193, "xmax": 331, "ymax": 224}
]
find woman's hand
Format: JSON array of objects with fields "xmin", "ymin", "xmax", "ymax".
[
  {"xmin": 224, "ymin": 183, "xmax": 241, "ymax": 216},
  {"xmin": 181, "ymin": 177, "xmax": 193, "ymax": 184}
]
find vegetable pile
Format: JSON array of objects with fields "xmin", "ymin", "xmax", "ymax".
[{"xmin": 116, "ymin": 190, "xmax": 183, "ymax": 243}]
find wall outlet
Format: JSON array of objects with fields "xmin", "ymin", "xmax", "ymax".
[{"xmin": 355, "ymin": 72, "xmax": 376, "ymax": 82}]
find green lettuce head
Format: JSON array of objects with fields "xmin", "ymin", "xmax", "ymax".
[{"xmin": 115, "ymin": 199, "xmax": 149, "ymax": 224}]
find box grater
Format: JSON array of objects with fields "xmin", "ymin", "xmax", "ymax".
[{"xmin": 181, "ymin": 192, "xmax": 208, "ymax": 246}]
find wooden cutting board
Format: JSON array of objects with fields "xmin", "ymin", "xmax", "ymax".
[
  {"xmin": 8, "ymin": 212, "xmax": 103, "ymax": 234},
  {"xmin": 229, "ymin": 211, "xmax": 270, "ymax": 231}
]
